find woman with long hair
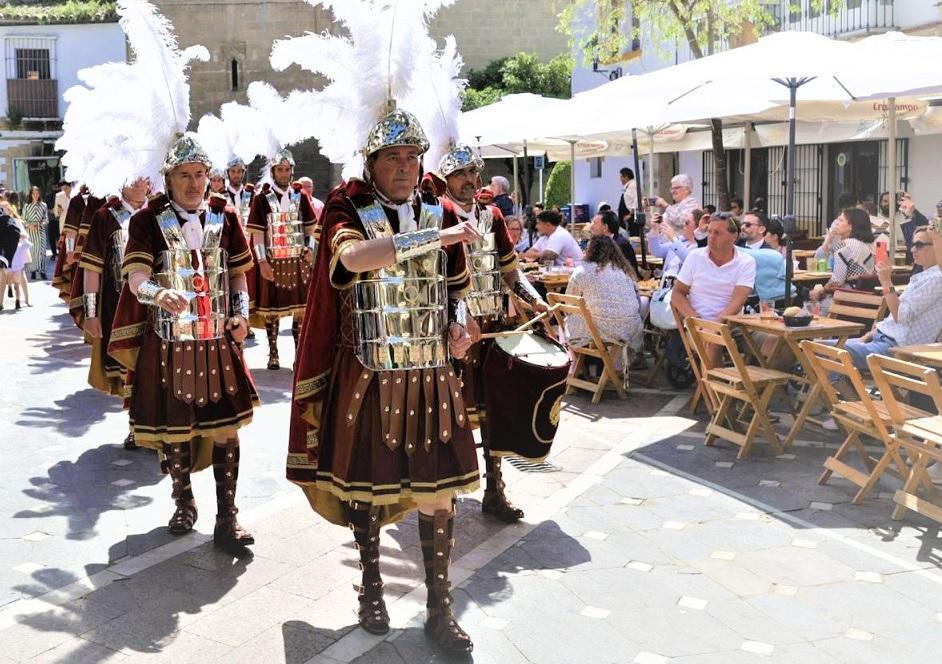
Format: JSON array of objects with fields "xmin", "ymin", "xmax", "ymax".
[
  {"xmin": 811, "ymin": 207, "xmax": 876, "ymax": 308},
  {"xmin": 22, "ymin": 185, "xmax": 48, "ymax": 279},
  {"xmin": 563, "ymin": 235, "xmax": 643, "ymax": 353}
]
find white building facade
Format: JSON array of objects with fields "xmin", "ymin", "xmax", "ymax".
[
  {"xmin": 572, "ymin": 0, "xmax": 942, "ymax": 234},
  {"xmin": 0, "ymin": 20, "xmax": 125, "ymax": 195}
]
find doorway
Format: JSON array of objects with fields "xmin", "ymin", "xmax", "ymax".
[{"xmin": 827, "ymin": 141, "xmax": 879, "ymax": 221}]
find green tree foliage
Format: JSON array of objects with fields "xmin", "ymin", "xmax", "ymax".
[
  {"xmin": 544, "ymin": 161, "xmax": 572, "ymax": 209},
  {"xmin": 461, "ymin": 52, "xmax": 572, "ymax": 111},
  {"xmin": 0, "ymin": 1, "xmax": 117, "ymax": 24},
  {"xmin": 558, "ymin": 0, "xmax": 837, "ymax": 210}
]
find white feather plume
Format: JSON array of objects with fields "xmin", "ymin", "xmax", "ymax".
[
  {"xmin": 263, "ymin": 0, "xmax": 466, "ymax": 179},
  {"xmin": 56, "ymin": 0, "xmax": 208, "ymax": 196}
]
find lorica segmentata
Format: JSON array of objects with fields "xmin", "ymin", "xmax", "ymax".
[
  {"xmin": 351, "ymin": 200, "xmax": 449, "ymax": 371},
  {"xmin": 108, "ymin": 206, "xmax": 132, "ymax": 293},
  {"xmin": 264, "ymin": 189, "xmax": 304, "ymax": 259},
  {"xmin": 152, "ymin": 207, "xmax": 230, "ymax": 342}
]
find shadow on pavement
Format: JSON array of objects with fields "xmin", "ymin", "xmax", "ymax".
[
  {"xmin": 280, "ymin": 619, "xmax": 358, "ymax": 664},
  {"xmin": 16, "ymin": 443, "xmax": 162, "ymax": 544},
  {"xmin": 632, "ymin": 414, "xmax": 942, "ymax": 569},
  {"xmin": 16, "ymin": 387, "xmax": 123, "ymax": 436},
  {"xmin": 11, "ymin": 548, "xmax": 253, "ymax": 661}
]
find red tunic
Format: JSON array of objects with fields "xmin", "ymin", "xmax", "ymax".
[
  {"xmin": 108, "ymin": 194, "xmax": 258, "ymax": 460},
  {"xmin": 52, "ymin": 193, "xmax": 100, "ymax": 303},
  {"xmin": 286, "ymin": 179, "xmax": 478, "ymax": 527},
  {"xmin": 69, "ymin": 197, "xmax": 130, "ymax": 396},
  {"xmin": 246, "ymin": 182, "xmax": 317, "ymax": 326},
  {"xmin": 442, "ymin": 199, "xmax": 520, "ymax": 428}
]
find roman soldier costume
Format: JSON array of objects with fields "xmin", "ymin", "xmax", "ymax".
[
  {"xmin": 224, "ymin": 157, "xmax": 254, "ymax": 229},
  {"xmin": 246, "ymin": 148, "xmax": 317, "ymax": 369},
  {"xmin": 60, "ymin": 0, "xmax": 257, "ymax": 548},
  {"xmin": 51, "ymin": 187, "xmax": 94, "ymax": 303},
  {"xmin": 279, "ymin": 1, "xmax": 478, "ymax": 654},
  {"xmin": 437, "ymin": 144, "xmax": 549, "ymax": 522},
  {"xmin": 67, "ymin": 194, "xmax": 144, "ymax": 449}
]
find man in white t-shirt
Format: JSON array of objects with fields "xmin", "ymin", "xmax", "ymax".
[
  {"xmin": 522, "ymin": 209, "xmax": 583, "ymax": 267},
  {"xmin": 673, "ymin": 213, "xmax": 756, "ymax": 322}
]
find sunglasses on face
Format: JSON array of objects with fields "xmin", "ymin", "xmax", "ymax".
[
  {"xmin": 912, "ymin": 241, "xmax": 930, "ymax": 251},
  {"xmin": 740, "ymin": 222, "xmax": 755, "ymax": 228}
]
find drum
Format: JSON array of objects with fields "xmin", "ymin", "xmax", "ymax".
[{"xmin": 482, "ymin": 331, "xmax": 570, "ymax": 461}]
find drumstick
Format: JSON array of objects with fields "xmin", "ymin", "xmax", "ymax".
[{"xmin": 478, "ymin": 305, "xmax": 560, "ymax": 339}]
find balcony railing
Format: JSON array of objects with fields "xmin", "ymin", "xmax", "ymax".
[
  {"xmin": 777, "ymin": 0, "xmax": 895, "ymax": 38},
  {"xmin": 6, "ymin": 78, "xmax": 58, "ymax": 120}
]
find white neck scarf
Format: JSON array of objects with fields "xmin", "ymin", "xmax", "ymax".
[
  {"xmin": 170, "ymin": 201, "xmax": 205, "ymax": 251},
  {"xmin": 445, "ymin": 193, "xmax": 473, "ymax": 221},
  {"xmin": 271, "ymin": 185, "xmax": 291, "ymax": 213},
  {"xmin": 375, "ymin": 187, "xmax": 416, "ymax": 232}
]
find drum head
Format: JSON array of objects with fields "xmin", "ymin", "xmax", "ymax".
[{"xmin": 495, "ymin": 332, "xmax": 569, "ymax": 368}]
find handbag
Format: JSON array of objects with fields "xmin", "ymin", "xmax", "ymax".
[{"xmin": 649, "ymin": 275, "xmax": 677, "ymax": 330}]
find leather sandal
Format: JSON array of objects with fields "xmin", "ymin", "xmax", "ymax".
[
  {"xmin": 168, "ymin": 502, "xmax": 197, "ymax": 534},
  {"xmin": 482, "ymin": 490, "xmax": 525, "ymax": 522}
]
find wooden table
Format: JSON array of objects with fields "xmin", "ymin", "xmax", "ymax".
[
  {"xmin": 890, "ymin": 343, "xmax": 942, "ymax": 370},
  {"xmin": 532, "ymin": 271, "xmax": 572, "ymax": 293},
  {"xmin": 792, "ymin": 270, "xmax": 832, "ymax": 284},
  {"xmin": 792, "ymin": 249, "xmax": 817, "ymax": 269},
  {"xmin": 726, "ymin": 314, "xmax": 865, "ymax": 445}
]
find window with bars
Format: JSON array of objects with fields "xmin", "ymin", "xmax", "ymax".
[{"xmin": 5, "ymin": 36, "xmax": 57, "ymax": 119}]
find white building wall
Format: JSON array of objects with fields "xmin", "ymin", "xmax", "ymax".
[
  {"xmin": 0, "ymin": 22, "xmax": 126, "ymax": 119},
  {"xmin": 894, "ymin": 1, "xmax": 941, "ymax": 31}
]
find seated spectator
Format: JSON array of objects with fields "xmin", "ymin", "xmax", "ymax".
[
  {"xmin": 835, "ymin": 226, "xmax": 942, "ymax": 369},
  {"xmin": 738, "ymin": 245, "xmax": 794, "ymax": 305},
  {"xmin": 564, "ymin": 235, "xmax": 643, "ymax": 354},
  {"xmin": 729, "ymin": 197, "xmax": 743, "ymax": 217},
  {"xmin": 703, "ymin": 204, "xmax": 717, "ymax": 215},
  {"xmin": 816, "ymin": 192, "xmax": 859, "ymax": 264},
  {"xmin": 763, "ymin": 216, "xmax": 787, "ymax": 257},
  {"xmin": 651, "ymin": 174, "xmax": 701, "ymax": 232},
  {"xmin": 736, "ymin": 210, "xmax": 771, "ymax": 250},
  {"xmin": 522, "ymin": 209, "xmax": 583, "ymax": 267},
  {"xmin": 821, "ymin": 226, "xmax": 942, "ymax": 431},
  {"xmin": 672, "ymin": 214, "xmax": 757, "ymax": 323},
  {"xmin": 810, "ymin": 207, "xmax": 875, "ymax": 308},
  {"xmin": 506, "ymin": 216, "xmax": 531, "ymax": 252},
  {"xmin": 589, "ymin": 209, "xmax": 639, "ymax": 278},
  {"xmin": 648, "ymin": 208, "xmax": 700, "ymax": 277}
]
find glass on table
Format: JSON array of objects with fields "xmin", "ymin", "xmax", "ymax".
[
  {"xmin": 759, "ymin": 299, "xmax": 776, "ymax": 319},
  {"xmin": 804, "ymin": 300, "xmax": 821, "ymax": 318}
]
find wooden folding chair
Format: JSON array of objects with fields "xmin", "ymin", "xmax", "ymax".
[
  {"xmin": 672, "ymin": 306, "xmax": 716, "ymax": 416},
  {"xmin": 547, "ymin": 292, "xmax": 628, "ymax": 404},
  {"xmin": 685, "ymin": 317, "xmax": 792, "ymax": 459},
  {"xmin": 828, "ymin": 290, "xmax": 888, "ymax": 334},
  {"xmin": 801, "ymin": 341, "xmax": 910, "ymax": 504},
  {"xmin": 867, "ymin": 354, "xmax": 942, "ymax": 523}
]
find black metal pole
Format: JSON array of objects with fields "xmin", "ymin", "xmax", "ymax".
[
  {"xmin": 784, "ymin": 80, "xmax": 798, "ymax": 308},
  {"xmin": 631, "ymin": 128, "xmax": 647, "ymax": 268}
]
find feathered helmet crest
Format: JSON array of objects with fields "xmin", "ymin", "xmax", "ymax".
[
  {"xmin": 260, "ymin": 0, "xmax": 466, "ymax": 180},
  {"xmin": 438, "ymin": 143, "xmax": 483, "ymax": 179},
  {"xmin": 57, "ymin": 0, "xmax": 209, "ymax": 196}
]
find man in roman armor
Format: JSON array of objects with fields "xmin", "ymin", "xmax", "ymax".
[
  {"xmin": 246, "ymin": 149, "xmax": 317, "ymax": 370},
  {"xmin": 287, "ymin": 105, "xmax": 481, "ymax": 654},
  {"xmin": 225, "ymin": 156, "xmax": 254, "ymax": 228},
  {"xmin": 110, "ymin": 136, "xmax": 258, "ymax": 549},
  {"xmin": 437, "ymin": 144, "xmax": 548, "ymax": 522},
  {"xmin": 69, "ymin": 179, "xmax": 149, "ymax": 450}
]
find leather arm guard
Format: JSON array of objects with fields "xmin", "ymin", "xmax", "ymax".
[{"xmin": 513, "ymin": 270, "xmax": 548, "ymax": 309}]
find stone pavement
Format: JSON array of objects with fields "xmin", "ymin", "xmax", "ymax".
[{"xmin": 3, "ymin": 283, "xmax": 942, "ymax": 662}]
